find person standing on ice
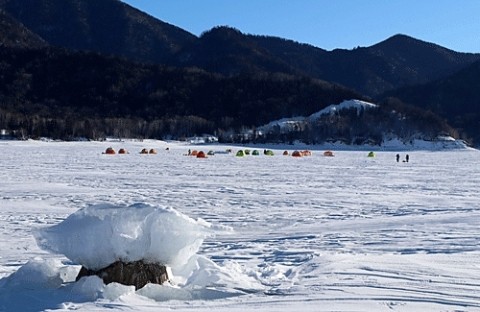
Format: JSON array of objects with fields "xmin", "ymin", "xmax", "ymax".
[
  {"xmin": 406, "ymin": 154, "xmax": 410, "ymax": 162},
  {"xmin": 396, "ymin": 154, "xmax": 400, "ymax": 162}
]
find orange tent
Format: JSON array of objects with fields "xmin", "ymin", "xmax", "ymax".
[
  {"xmin": 292, "ymin": 150, "xmax": 302, "ymax": 157},
  {"xmin": 196, "ymin": 151, "xmax": 207, "ymax": 158},
  {"xmin": 191, "ymin": 150, "xmax": 198, "ymax": 156},
  {"xmin": 323, "ymin": 150, "xmax": 334, "ymax": 157},
  {"xmin": 105, "ymin": 147, "xmax": 116, "ymax": 155},
  {"xmin": 149, "ymin": 148, "xmax": 157, "ymax": 154},
  {"xmin": 301, "ymin": 150, "xmax": 312, "ymax": 156},
  {"xmin": 283, "ymin": 150, "xmax": 289, "ymax": 156},
  {"xmin": 118, "ymin": 148, "xmax": 128, "ymax": 154},
  {"xmin": 140, "ymin": 148, "xmax": 149, "ymax": 154}
]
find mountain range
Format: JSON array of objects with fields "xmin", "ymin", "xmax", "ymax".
[{"xmin": 0, "ymin": 0, "xmax": 479, "ymax": 145}]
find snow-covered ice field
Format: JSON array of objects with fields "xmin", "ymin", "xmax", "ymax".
[{"xmin": 1, "ymin": 140, "xmax": 479, "ymax": 311}]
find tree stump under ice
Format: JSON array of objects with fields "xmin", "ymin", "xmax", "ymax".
[{"xmin": 76, "ymin": 260, "xmax": 169, "ymax": 290}]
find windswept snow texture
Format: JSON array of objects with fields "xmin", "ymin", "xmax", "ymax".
[{"xmin": 1, "ymin": 140, "xmax": 480, "ymax": 311}]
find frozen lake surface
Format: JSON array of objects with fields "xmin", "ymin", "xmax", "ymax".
[{"xmin": 1, "ymin": 140, "xmax": 479, "ymax": 311}]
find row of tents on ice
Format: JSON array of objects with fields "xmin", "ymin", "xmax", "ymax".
[
  {"xmin": 235, "ymin": 149, "xmax": 274, "ymax": 157},
  {"xmin": 186, "ymin": 149, "xmax": 272, "ymax": 157},
  {"xmin": 186, "ymin": 149, "xmax": 281, "ymax": 158},
  {"xmin": 233, "ymin": 149, "xmax": 315, "ymax": 157},
  {"xmin": 187, "ymin": 149, "xmax": 376, "ymax": 158},
  {"xmin": 187, "ymin": 150, "xmax": 213, "ymax": 158},
  {"xmin": 104, "ymin": 147, "xmax": 376, "ymax": 158},
  {"xmin": 103, "ymin": 147, "xmax": 161, "ymax": 155}
]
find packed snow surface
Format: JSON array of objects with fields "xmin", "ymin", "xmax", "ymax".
[{"xmin": 1, "ymin": 140, "xmax": 480, "ymax": 312}]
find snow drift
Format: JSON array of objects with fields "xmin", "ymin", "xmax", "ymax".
[{"xmin": 34, "ymin": 203, "xmax": 222, "ymax": 270}]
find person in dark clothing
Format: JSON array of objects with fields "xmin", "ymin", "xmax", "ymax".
[
  {"xmin": 405, "ymin": 154, "xmax": 409, "ymax": 162},
  {"xmin": 396, "ymin": 154, "xmax": 400, "ymax": 162}
]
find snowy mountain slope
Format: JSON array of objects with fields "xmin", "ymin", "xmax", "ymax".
[
  {"xmin": 308, "ymin": 99, "xmax": 378, "ymax": 119},
  {"xmin": 256, "ymin": 99, "xmax": 461, "ymax": 147},
  {"xmin": 258, "ymin": 99, "xmax": 377, "ymax": 133}
]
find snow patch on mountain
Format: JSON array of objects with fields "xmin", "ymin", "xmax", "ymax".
[
  {"xmin": 258, "ymin": 99, "xmax": 377, "ymax": 134},
  {"xmin": 308, "ymin": 99, "xmax": 377, "ymax": 120}
]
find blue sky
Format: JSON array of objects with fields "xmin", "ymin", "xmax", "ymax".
[{"xmin": 121, "ymin": 0, "xmax": 480, "ymax": 53}]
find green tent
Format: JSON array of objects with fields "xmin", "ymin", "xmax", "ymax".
[
  {"xmin": 252, "ymin": 150, "xmax": 259, "ymax": 156},
  {"xmin": 236, "ymin": 150, "xmax": 245, "ymax": 157},
  {"xmin": 368, "ymin": 151, "xmax": 375, "ymax": 157}
]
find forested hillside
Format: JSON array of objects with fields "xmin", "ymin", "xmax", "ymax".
[
  {"xmin": 0, "ymin": 0, "xmax": 477, "ymax": 145},
  {"xmin": 0, "ymin": 47, "xmax": 362, "ymax": 140},
  {"xmin": 0, "ymin": 0, "xmax": 196, "ymax": 63},
  {"xmin": 384, "ymin": 60, "xmax": 480, "ymax": 145},
  {"xmin": 2, "ymin": 0, "xmax": 479, "ymax": 97},
  {"xmin": 0, "ymin": 9, "xmax": 47, "ymax": 48}
]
